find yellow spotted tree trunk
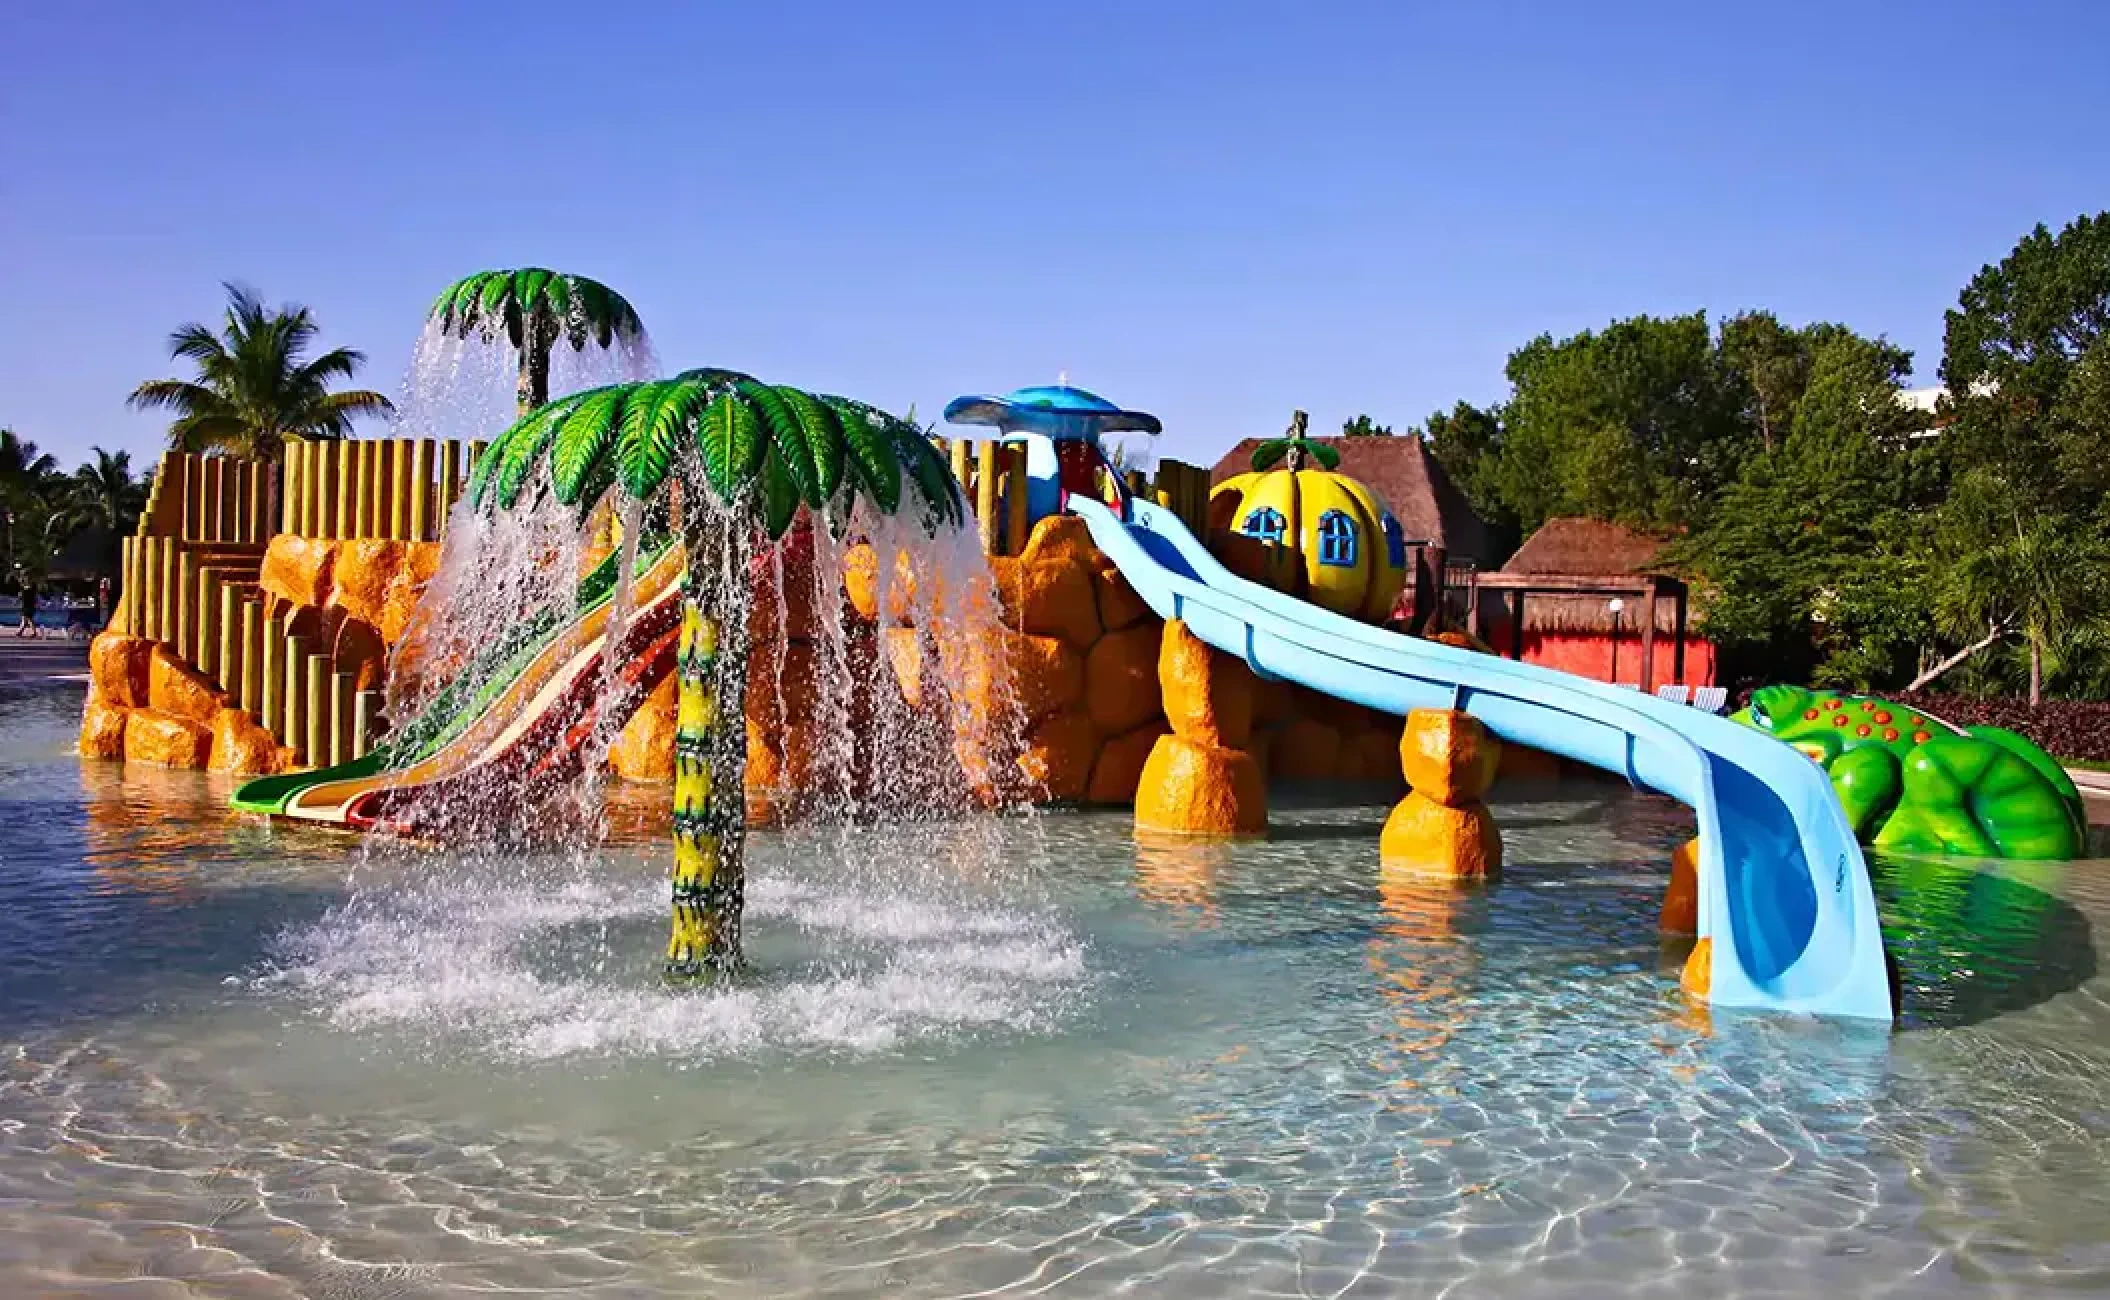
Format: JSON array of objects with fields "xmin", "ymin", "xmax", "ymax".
[{"xmin": 665, "ymin": 567, "xmax": 749, "ymax": 977}]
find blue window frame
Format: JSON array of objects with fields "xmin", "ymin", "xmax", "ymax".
[
  {"xmin": 1381, "ymin": 512, "xmax": 1407, "ymax": 568},
  {"xmin": 1317, "ymin": 510, "xmax": 1358, "ymax": 567},
  {"xmin": 1240, "ymin": 506, "xmax": 1286, "ymax": 543}
]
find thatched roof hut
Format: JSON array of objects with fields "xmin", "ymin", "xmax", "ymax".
[
  {"xmin": 1491, "ymin": 517, "xmax": 1688, "ymax": 633},
  {"xmin": 1209, "ymin": 435, "xmax": 1500, "ymax": 569}
]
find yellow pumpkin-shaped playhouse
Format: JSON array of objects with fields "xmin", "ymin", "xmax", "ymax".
[{"xmin": 1208, "ymin": 413, "xmax": 1410, "ymax": 622}]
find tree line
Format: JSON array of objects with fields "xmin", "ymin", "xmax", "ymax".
[
  {"xmin": 2, "ymin": 284, "xmax": 394, "ymax": 609},
  {"xmin": 1366, "ymin": 212, "xmax": 2110, "ymax": 706}
]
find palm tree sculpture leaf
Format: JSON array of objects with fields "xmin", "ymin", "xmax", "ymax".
[
  {"xmin": 127, "ymin": 285, "xmax": 394, "ymax": 462},
  {"xmin": 466, "ymin": 369, "xmax": 962, "ymax": 976},
  {"xmin": 428, "ymin": 269, "xmax": 646, "ymax": 415}
]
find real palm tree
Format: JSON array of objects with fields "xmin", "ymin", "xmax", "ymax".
[
  {"xmin": 467, "ymin": 368, "xmax": 962, "ymax": 977},
  {"xmin": 428, "ymin": 269, "xmax": 645, "ymax": 416},
  {"xmin": 0, "ymin": 430, "xmax": 63, "ymax": 584},
  {"xmin": 127, "ymin": 284, "xmax": 395, "ymax": 461},
  {"xmin": 0, "ymin": 430, "xmax": 60, "ymax": 503},
  {"xmin": 60, "ymin": 447, "xmax": 148, "ymax": 535}
]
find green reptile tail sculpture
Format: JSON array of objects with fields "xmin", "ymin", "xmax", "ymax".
[{"xmin": 1734, "ymin": 686, "xmax": 2087, "ymax": 861}]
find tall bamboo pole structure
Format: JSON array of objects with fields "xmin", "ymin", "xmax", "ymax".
[
  {"xmin": 321, "ymin": 442, "xmax": 336, "ymax": 536},
  {"xmin": 216, "ymin": 581, "xmax": 241, "ymax": 694},
  {"xmin": 198, "ymin": 458, "xmax": 220, "ymax": 543},
  {"xmin": 284, "ymin": 444, "xmax": 305, "ymax": 535},
  {"xmin": 437, "ymin": 440, "xmax": 463, "ymax": 534},
  {"xmin": 353, "ymin": 689, "xmax": 380, "ymax": 759},
  {"xmin": 300, "ymin": 441, "xmax": 319, "ymax": 535},
  {"xmin": 305, "ymin": 655, "xmax": 329, "ymax": 769},
  {"xmin": 195, "ymin": 570, "xmax": 219, "ymax": 680},
  {"xmin": 1003, "ymin": 444, "xmax": 1029, "ymax": 555},
  {"xmin": 116, "ymin": 538, "xmax": 135, "ymax": 636},
  {"xmin": 350, "ymin": 439, "xmax": 374, "ymax": 538},
  {"xmin": 261, "ymin": 610, "xmax": 286, "ymax": 738},
  {"xmin": 409, "ymin": 439, "xmax": 435, "ymax": 541},
  {"xmin": 949, "ymin": 439, "xmax": 971, "ymax": 504},
  {"xmin": 219, "ymin": 457, "xmax": 237, "ymax": 541},
  {"xmin": 279, "ymin": 446, "xmax": 298, "ymax": 534},
  {"xmin": 311, "ymin": 441, "xmax": 330, "ymax": 536},
  {"xmin": 174, "ymin": 551, "xmax": 196, "ymax": 661},
  {"xmin": 281, "ymin": 635, "xmax": 306, "ymax": 751},
  {"xmin": 187, "ymin": 456, "xmax": 208, "ymax": 542},
  {"xmin": 334, "ymin": 441, "xmax": 358, "ymax": 538},
  {"xmin": 247, "ymin": 460, "xmax": 265, "ymax": 543},
  {"xmin": 975, "ymin": 440, "xmax": 1000, "ymax": 553},
  {"xmin": 329, "ymin": 672, "xmax": 354, "ymax": 766},
  {"xmin": 389, "ymin": 439, "xmax": 415, "ymax": 540},
  {"xmin": 240, "ymin": 600, "xmax": 262, "ymax": 712}
]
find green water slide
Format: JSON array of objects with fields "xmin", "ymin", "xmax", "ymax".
[{"xmin": 230, "ymin": 538, "xmax": 675, "ymax": 817}]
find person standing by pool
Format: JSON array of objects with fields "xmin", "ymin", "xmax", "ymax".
[{"xmin": 15, "ymin": 583, "xmax": 36, "ymax": 637}]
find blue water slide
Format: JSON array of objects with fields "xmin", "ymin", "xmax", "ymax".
[{"xmin": 1069, "ymin": 494, "xmax": 1893, "ymax": 1021}]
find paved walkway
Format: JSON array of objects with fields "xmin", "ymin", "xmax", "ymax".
[
  {"xmin": 2071, "ymin": 768, "xmax": 2110, "ymax": 829},
  {"xmin": 0, "ymin": 636, "xmax": 90, "ymax": 682}
]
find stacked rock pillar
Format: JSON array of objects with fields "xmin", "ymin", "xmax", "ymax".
[
  {"xmin": 1134, "ymin": 619, "xmax": 1266, "ymax": 836},
  {"xmin": 1663, "ymin": 837, "xmax": 1700, "ymax": 934},
  {"xmin": 1379, "ymin": 709, "xmax": 1503, "ymax": 879}
]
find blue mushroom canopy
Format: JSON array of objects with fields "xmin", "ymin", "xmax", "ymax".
[{"xmin": 943, "ymin": 385, "xmax": 1162, "ymax": 441}]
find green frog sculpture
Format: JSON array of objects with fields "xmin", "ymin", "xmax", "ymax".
[{"xmin": 1733, "ymin": 685, "xmax": 2087, "ymax": 861}]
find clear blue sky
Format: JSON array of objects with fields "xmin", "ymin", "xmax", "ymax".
[{"xmin": 4, "ymin": 1, "xmax": 2106, "ymax": 472}]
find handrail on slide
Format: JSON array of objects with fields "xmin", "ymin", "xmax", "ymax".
[{"xmin": 1067, "ymin": 493, "xmax": 1892, "ymax": 1021}]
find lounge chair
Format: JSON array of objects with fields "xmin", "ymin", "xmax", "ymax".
[
  {"xmin": 1655, "ymin": 684, "xmax": 1692, "ymax": 706},
  {"xmin": 1692, "ymin": 686, "xmax": 1729, "ymax": 714}
]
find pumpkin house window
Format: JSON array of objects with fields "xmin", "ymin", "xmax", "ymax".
[
  {"xmin": 1381, "ymin": 512, "xmax": 1407, "ymax": 568},
  {"xmin": 1240, "ymin": 507, "xmax": 1287, "ymax": 543},
  {"xmin": 1318, "ymin": 511, "xmax": 1358, "ymax": 567}
]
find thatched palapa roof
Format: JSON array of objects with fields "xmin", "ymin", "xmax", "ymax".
[{"xmin": 1491, "ymin": 517, "xmax": 1691, "ymax": 634}]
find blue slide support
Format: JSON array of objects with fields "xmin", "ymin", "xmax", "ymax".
[{"xmin": 1068, "ymin": 494, "xmax": 1893, "ymax": 1021}]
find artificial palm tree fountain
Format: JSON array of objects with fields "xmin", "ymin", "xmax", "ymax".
[
  {"xmin": 426, "ymin": 269, "xmax": 649, "ymax": 416},
  {"xmin": 459, "ymin": 368, "xmax": 963, "ymax": 976}
]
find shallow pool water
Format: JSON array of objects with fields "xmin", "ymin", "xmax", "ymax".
[{"xmin": 3, "ymin": 680, "xmax": 2108, "ymax": 1297}]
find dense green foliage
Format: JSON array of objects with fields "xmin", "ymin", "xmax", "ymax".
[
  {"xmin": 1416, "ymin": 212, "xmax": 2110, "ymax": 704},
  {"xmin": 0, "ymin": 433, "xmax": 147, "ymax": 599},
  {"xmin": 1340, "ymin": 413, "xmax": 1394, "ymax": 437},
  {"xmin": 127, "ymin": 284, "xmax": 393, "ymax": 461}
]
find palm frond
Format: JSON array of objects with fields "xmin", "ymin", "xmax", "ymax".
[
  {"xmin": 821, "ymin": 396, "xmax": 904, "ymax": 517},
  {"xmin": 464, "ymin": 376, "xmax": 957, "ymax": 539},
  {"xmin": 696, "ymin": 390, "xmax": 765, "ymax": 502},
  {"xmin": 759, "ymin": 443, "xmax": 800, "ymax": 539},
  {"xmin": 493, "ymin": 388, "xmax": 607, "ymax": 509},
  {"xmin": 736, "ymin": 380, "xmax": 821, "ymax": 507},
  {"xmin": 612, "ymin": 380, "xmax": 681, "ymax": 503},
  {"xmin": 772, "ymin": 386, "xmax": 846, "ymax": 501}
]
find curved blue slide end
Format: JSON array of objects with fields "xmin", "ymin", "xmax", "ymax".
[{"xmin": 1069, "ymin": 495, "xmax": 1893, "ymax": 1021}]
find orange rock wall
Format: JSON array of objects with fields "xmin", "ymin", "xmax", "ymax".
[
  {"xmin": 259, "ymin": 534, "xmax": 444, "ymax": 672},
  {"xmin": 80, "ymin": 531, "xmax": 439, "ymax": 776}
]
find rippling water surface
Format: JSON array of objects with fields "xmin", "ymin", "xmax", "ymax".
[{"xmin": 3, "ymin": 681, "xmax": 2109, "ymax": 1297}]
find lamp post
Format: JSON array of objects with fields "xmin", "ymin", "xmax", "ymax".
[{"xmin": 1608, "ymin": 598, "xmax": 1625, "ymax": 684}]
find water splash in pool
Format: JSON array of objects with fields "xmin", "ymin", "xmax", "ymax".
[{"xmin": 260, "ymin": 826, "xmax": 1089, "ymax": 1062}]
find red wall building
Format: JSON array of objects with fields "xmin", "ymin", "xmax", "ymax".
[{"xmin": 1472, "ymin": 518, "xmax": 1717, "ymax": 689}]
